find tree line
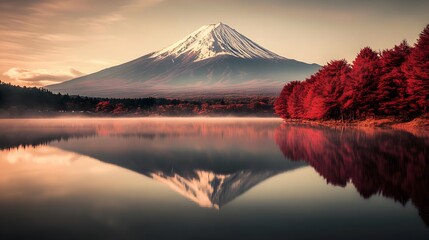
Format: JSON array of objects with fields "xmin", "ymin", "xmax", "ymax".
[
  {"xmin": 0, "ymin": 82, "xmax": 163, "ymax": 112},
  {"xmin": 275, "ymin": 24, "xmax": 429, "ymax": 121},
  {"xmin": 0, "ymin": 82, "xmax": 275, "ymax": 116}
]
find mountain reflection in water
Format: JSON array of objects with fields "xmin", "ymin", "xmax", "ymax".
[
  {"xmin": 0, "ymin": 118, "xmax": 303, "ymax": 209},
  {"xmin": 0, "ymin": 118, "xmax": 428, "ymax": 237},
  {"xmin": 274, "ymin": 124, "xmax": 429, "ymax": 226}
]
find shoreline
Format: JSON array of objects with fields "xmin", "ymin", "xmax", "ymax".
[
  {"xmin": 281, "ymin": 116, "xmax": 429, "ymax": 136},
  {"xmin": 0, "ymin": 114, "xmax": 427, "ymax": 133},
  {"xmin": 0, "ymin": 112, "xmax": 277, "ymax": 119}
]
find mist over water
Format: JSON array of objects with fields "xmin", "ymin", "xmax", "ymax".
[{"xmin": 0, "ymin": 118, "xmax": 428, "ymax": 239}]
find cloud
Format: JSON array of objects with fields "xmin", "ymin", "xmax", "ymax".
[
  {"xmin": 3, "ymin": 67, "xmax": 84, "ymax": 86},
  {"xmin": 39, "ymin": 34, "xmax": 83, "ymax": 42},
  {"xmin": 86, "ymin": 13, "xmax": 126, "ymax": 32},
  {"xmin": 0, "ymin": 0, "xmax": 160, "ymax": 85},
  {"xmin": 86, "ymin": 59, "xmax": 114, "ymax": 66}
]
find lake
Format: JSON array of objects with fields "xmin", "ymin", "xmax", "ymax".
[{"xmin": 0, "ymin": 118, "xmax": 428, "ymax": 240}]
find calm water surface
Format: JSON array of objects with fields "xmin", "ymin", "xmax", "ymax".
[{"xmin": 0, "ymin": 118, "xmax": 428, "ymax": 240}]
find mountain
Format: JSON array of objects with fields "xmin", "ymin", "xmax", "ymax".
[
  {"xmin": 47, "ymin": 23, "xmax": 320, "ymax": 98},
  {"xmin": 151, "ymin": 22, "xmax": 285, "ymax": 61}
]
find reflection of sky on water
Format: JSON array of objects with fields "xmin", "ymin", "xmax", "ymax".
[{"xmin": 0, "ymin": 118, "xmax": 428, "ymax": 239}]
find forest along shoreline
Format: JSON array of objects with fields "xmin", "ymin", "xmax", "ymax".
[{"xmin": 274, "ymin": 25, "xmax": 429, "ymax": 131}]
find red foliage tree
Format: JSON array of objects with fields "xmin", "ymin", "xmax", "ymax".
[
  {"xmin": 274, "ymin": 81, "xmax": 299, "ymax": 119},
  {"xmin": 275, "ymin": 24, "xmax": 428, "ymax": 121},
  {"xmin": 287, "ymin": 82, "xmax": 305, "ymax": 118},
  {"xmin": 301, "ymin": 60, "xmax": 351, "ymax": 120},
  {"xmin": 317, "ymin": 60, "xmax": 351, "ymax": 120},
  {"xmin": 112, "ymin": 103, "xmax": 127, "ymax": 115},
  {"xmin": 301, "ymin": 75, "xmax": 320, "ymax": 119},
  {"xmin": 350, "ymin": 47, "xmax": 382, "ymax": 118},
  {"xmin": 95, "ymin": 101, "xmax": 113, "ymax": 113},
  {"xmin": 378, "ymin": 41, "xmax": 411, "ymax": 116},
  {"xmin": 403, "ymin": 24, "xmax": 429, "ymax": 114}
]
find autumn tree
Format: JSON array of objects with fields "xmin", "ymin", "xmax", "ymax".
[
  {"xmin": 318, "ymin": 60, "xmax": 351, "ymax": 120},
  {"xmin": 350, "ymin": 47, "xmax": 382, "ymax": 118},
  {"xmin": 403, "ymin": 24, "xmax": 429, "ymax": 114},
  {"xmin": 274, "ymin": 25, "xmax": 429, "ymax": 121},
  {"xmin": 378, "ymin": 41, "xmax": 411, "ymax": 116},
  {"xmin": 274, "ymin": 81, "xmax": 299, "ymax": 119},
  {"xmin": 301, "ymin": 75, "xmax": 319, "ymax": 119},
  {"xmin": 299, "ymin": 60, "xmax": 351, "ymax": 120},
  {"xmin": 112, "ymin": 103, "xmax": 127, "ymax": 115},
  {"xmin": 287, "ymin": 81, "xmax": 305, "ymax": 118},
  {"xmin": 95, "ymin": 101, "xmax": 113, "ymax": 113}
]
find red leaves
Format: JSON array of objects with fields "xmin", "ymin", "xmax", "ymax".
[
  {"xmin": 95, "ymin": 101, "xmax": 113, "ymax": 113},
  {"xmin": 274, "ymin": 81, "xmax": 299, "ymax": 119},
  {"xmin": 96, "ymin": 101, "xmax": 128, "ymax": 114},
  {"xmin": 275, "ymin": 60, "xmax": 352, "ymax": 120},
  {"xmin": 112, "ymin": 103, "xmax": 127, "ymax": 115},
  {"xmin": 378, "ymin": 41, "xmax": 411, "ymax": 115},
  {"xmin": 275, "ymin": 24, "xmax": 429, "ymax": 120},
  {"xmin": 403, "ymin": 25, "xmax": 429, "ymax": 113},
  {"xmin": 350, "ymin": 47, "xmax": 382, "ymax": 118}
]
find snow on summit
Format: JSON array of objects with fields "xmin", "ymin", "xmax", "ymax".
[
  {"xmin": 47, "ymin": 22, "xmax": 320, "ymax": 98},
  {"xmin": 152, "ymin": 22, "xmax": 285, "ymax": 61}
]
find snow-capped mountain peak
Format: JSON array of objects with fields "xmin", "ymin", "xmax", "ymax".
[
  {"xmin": 47, "ymin": 22, "xmax": 320, "ymax": 98},
  {"xmin": 151, "ymin": 22, "xmax": 285, "ymax": 61}
]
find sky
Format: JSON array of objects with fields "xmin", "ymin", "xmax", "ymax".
[{"xmin": 1, "ymin": 0, "xmax": 428, "ymax": 87}]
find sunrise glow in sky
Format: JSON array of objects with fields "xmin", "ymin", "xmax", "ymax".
[{"xmin": 1, "ymin": 0, "xmax": 428, "ymax": 86}]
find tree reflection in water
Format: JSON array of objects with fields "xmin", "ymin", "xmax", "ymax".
[{"xmin": 274, "ymin": 124, "xmax": 429, "ymax": 226}]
